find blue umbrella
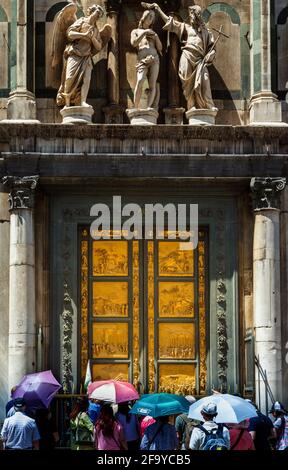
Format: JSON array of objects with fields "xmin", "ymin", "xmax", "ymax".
[
  {"xmin": 188, "ymin": 394, "xmax": 258, "ymax": 424},
  {"xmin": 129, "ymin": 393, "xmax": 190, "ymax": 418}
]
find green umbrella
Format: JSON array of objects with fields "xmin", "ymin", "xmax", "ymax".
[{"xmin": 129, "ymin": 393, "xmax": 190, "ymax": 418}]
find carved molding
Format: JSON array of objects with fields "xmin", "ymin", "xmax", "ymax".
[
  {"xmin": 250, "ymin": 177, "xmax": 286, "ymax": 210},
  {"xmin": 62, "ymin": 281, "xmax": 73, "ymax": 394},
  {"xmin": 2, "ymin": 175, "xmax": 39, "ymax": 210}
]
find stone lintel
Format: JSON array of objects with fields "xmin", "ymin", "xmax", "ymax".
[{"xmin": 250, "ymin": 177, "xmax": 286, "ymax": 210}]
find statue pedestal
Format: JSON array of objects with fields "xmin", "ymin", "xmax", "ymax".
[
  {"xmin": 60, "ymin": 105, "xmax": 94, "ymax": 124},
  {"xmin": 163, "ymin": 107, "xmax": 185, "ymax": 125},
  {"xmin": 126, "ymin": 108, "xmax": 158, "ymax": 125},
  {"xmin": 186, "ymin": 107, "xmax": 218, "ymax": 126}
]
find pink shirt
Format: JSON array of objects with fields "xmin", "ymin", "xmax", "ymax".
[{"xmin": 94, "ymin": 421, "xmax": 126, "ymax": 450}]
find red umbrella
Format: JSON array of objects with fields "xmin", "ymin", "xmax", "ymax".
[{"xmin": 87, "ymin": 380, "xmax": 139, "ymax": 404}]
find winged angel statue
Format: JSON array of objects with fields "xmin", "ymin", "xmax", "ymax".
[{"xmin": 51, "ymin": 1, "xmax": 111, "ymax": 108}]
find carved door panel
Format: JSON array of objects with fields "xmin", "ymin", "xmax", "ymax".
[{"xmin": 80, "ymin": 228, "xmax": 208, "ymax": 395}]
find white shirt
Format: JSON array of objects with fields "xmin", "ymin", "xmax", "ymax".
[{"xmin": 189, "ymin": 420, "xmax": 230, "ymax": 450}]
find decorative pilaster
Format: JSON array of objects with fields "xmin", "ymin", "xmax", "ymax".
[
  {"xmin": 5, "ymin": 0, "xmax": 38, "ymax": 122},
  {"xmin": 251, "ymin": 177, "xmax": 286, "ymax": 411},
  {"xmin": 2, "ymin": 175, "xmax": 39, "ymax": 391},
  {"xmin": 163, "ymin": 1, "xmax": 185, "ymax": 124},
  {"xmin": 249, "ymin": 1, "xmax": 284, "ymax": 125},
  {"xmin": 103, "ymin": 1, "xmax": 123, "ymax": 123},
  {"xmin": 62, "ymin": 282, "xmax": 73, "ymax": 394}
]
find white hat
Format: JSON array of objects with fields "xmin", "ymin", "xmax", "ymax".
[{"xmin": 202, "ymin": 403, "xmax": 217, "ymax": 415}]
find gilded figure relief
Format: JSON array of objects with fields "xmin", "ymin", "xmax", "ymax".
[
  {"xmin": 93, "ymin": 241, "xmax": 128, "ymax": 276},
  {"xmin": 159, "ymin": 323, "xmax": 195, "ymax": 359},
  {"xmin": 92, "ymin": 282, "xmax": 128, "ymax": 317},
  {"xmin": 158, "ymin": 364, "xmax": 196, "ymax": 395},
  {"xmin": 158, "ymin": 242, "xmax": 194, "ymax": 276},
  {"xmin": 92, "ymin": 363, "xmax": 129, "ymax": 382},
  {"xmin": 92, "ymin": 323, "xmax": 129, "ymax": 358},
  {"xmin": 158, "ymin": 282, "xmax": 194, "ymax": 317}
]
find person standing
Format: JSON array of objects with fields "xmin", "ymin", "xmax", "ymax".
[
  {"xmin": 189, "ymin": 403, "xmax": 230, "ymax": 450},
  {"xmin": 270, "ymin": 401, "xmax": 288, "ymax": 450},
  {"xmin": 228, "ymin": 420, "xmax": 255, "ymax": 451},
  {"xmin": 0, "ymin": 398, "xmax": 40, "ymax": 450},
  {"xmin": 94, "ymin": 404, "xmax": 128, "ymax": 450},
  {"xmin": 35, "ymin": 408, "xmax": 59, "ymax": 450},
  {"xmin": 140, "ymin": 415, "xmax": 178, "ymax": 450},
  {"xmin": 175, "ymin": 395, "xmax": 198, "ymax": 449},
  {"xmin": 247, "ymin": 401, "xmax": 275, "ymax": 450},
  {"xmin": 70, "ymin": 397, "xmax": 94, "ymax": 450},
  {"xmin": 115, "ymin": 402, "xmax": 140, "ymax": 450}
]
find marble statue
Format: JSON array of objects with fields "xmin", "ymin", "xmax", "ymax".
[
  {"xmin": 131, "ymin": 7, "xmax": 162, "ymax": 109},
  {"xmin": 148, "ymin": 3, "xmax": 219, "ymax": 124},
  {"xmin": 126, "ymin": 4, "xmax": 162, "ymax": 125},
  {"xmin": 51, "ymin": 1, "xmax": 111, "ymax": 123}
]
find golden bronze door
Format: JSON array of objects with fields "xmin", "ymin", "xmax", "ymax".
[{"xmin": 80, "ymin": 228, "xmax": 208, "ymax": 395}]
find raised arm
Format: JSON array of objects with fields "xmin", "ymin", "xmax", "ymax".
[{"xmin": 152, "ymin": 3, "xmax": 169, "ymax": 23}]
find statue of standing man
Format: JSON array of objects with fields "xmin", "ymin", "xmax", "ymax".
[
  {"xmin": 150, "ymin": 3, "xmax": 218, "ymax": 124},
  {"xmin": 126, "ymin": 5, "xmax": 162, "ymax": 125}
]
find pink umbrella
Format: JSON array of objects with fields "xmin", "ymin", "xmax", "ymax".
[
  {"xmin": 12, "ymin": 370, "xmax": 61, "ymax": 409},
  {"xmin": 88, "ymin": 380, "xmax": 139, "ymax": 404}
]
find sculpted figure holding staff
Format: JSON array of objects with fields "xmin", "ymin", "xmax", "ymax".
[{"xmin": 147, "ymin": 3, "xmax": 217, "ymax": 111}]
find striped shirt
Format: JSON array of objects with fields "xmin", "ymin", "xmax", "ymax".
[{"xmin": 1, "ymin": 411, "xmax": 40, "ymax": 449}]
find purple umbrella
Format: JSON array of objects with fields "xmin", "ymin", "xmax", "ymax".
[{"xmin": 12, "ymin": 370, "xmax": 61, "ymax": 409}]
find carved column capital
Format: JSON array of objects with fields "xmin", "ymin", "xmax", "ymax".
[
  {"xmin": 250, "ymin": 177, "xmax": 286, "ymax": 210},
  {"xmin": 2, "ymin": 175, "xmax": 39, "ymax": 210}
]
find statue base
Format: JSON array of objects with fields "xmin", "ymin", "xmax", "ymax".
[
  {"xmin": 126, "ymin": 108, "xmax": 158, "ymax": 125},
  {"xmin": 186, "ymin": 107, "xmax": 218, "ymax": 126},
  {"xmin": 60, "ymin": 105, "xmax": 94, "ymax": 124}
]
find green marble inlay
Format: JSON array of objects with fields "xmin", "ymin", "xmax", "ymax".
[
  {"xmin": 0, "ymin": 5, "xmax": 8, "ymax": 22},
  {"xmin": 253, "ymin": 53, "xmax": 261, "ymax": 92},
  {"xmin": 203, "ymin": 3, "xmax": 240, "ymax": 25},
  {"xmin": 10, "ymin": 0, "xmax": 17, "ymax": 90},
  {"xmin": 253, "ymin": 0, "xmax": 261, "ymax": 41},
  {"xmin": 240, "ymin": 24, "xmax": 250, "ymax": 98}
]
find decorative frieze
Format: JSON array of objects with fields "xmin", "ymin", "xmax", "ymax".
[{"xmin": 62, "ymin": 282, "xmax": 73, "ymax": 394}]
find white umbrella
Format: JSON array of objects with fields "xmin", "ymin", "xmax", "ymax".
[{"xmin": 188, "ymin": 394, "xmax": 258, "ymax": 424}]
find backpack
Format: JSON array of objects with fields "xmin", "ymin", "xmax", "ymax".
[
  {"xmin": 198, "ymin": 424, "xmax": 228, "ymax": 451},
  {"xmin": 182, "ymin": 416, "xmax": 198, "ymax": 450}
]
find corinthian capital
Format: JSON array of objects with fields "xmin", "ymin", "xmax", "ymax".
[
  {"xmin": 2, "ymin": 175, "xmax": 39, "ymax": 210},
  {"xmin": 250, "ymin": 177, "xmax": 286, "ymax": 210}
]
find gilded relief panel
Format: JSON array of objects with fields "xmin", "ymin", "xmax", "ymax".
[
  {"xmin": 158, "ymin": 364, "xmax": 196, "ymax": 395},
  {"xmin": 159, "ymin": 323, "xmax": 195, "ymax": 359},
  {"xmin": 93, "ymin": 241, "xmax": 128, "ymax": 276},
  {"xmin": 158, "ymin": 282, "xmax": 195, "ymax": 317},
  {"xmin": 158, "ymin": 242, "xmax": 194, "ymax": 276},
  {"xmin": 92, "ymin": 282, "xmax": 128, "ymax": 317},
  {"xmin": 92, "ymin": 323, "xmax": 129, "ymax": 359},
  {"xmin": 92, "ymin": 364, "xmax": 129, "ymax": 382}
]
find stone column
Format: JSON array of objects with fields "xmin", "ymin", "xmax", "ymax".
[
  {"xmin": 5, "ymin": 0, "xmax": 38, "ymax": 122},
  {"xmin": 251, "ymin": 177, "xmax": 286, "ymax": 411},
  {"xmin": 163, "ymin": 2, "xmax": 185, "ymax": 124},
  {"xmin": 103, "ymin": 1, "xmax": 123, "ymax": 123},
  {"xmin": 0, "ymin": 184, "xmax": 10, "ymax": 421},
  {"xmin": 2, "ymin": 176, "xmax": 39, "ymax": 390},
  {"xmin": 249, "ymin": 1, "xmax": 284, "ymax": 125}
]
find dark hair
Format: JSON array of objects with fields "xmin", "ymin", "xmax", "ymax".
[
  {"xmin": 95, "ymin": 404, "xmax": 116, "ymax": 437},
  {"xmin": 69, "ymin": 397, "xmax": 89, "ymax": 420}
]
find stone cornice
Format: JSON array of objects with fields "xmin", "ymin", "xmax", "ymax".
[
  {"xmin": 250, "ymin": 177, "xmax": 286, "ymax": 210},
  {"xmin": 2, "ymin": 175, "xmax": 39, "ymax": 210}
]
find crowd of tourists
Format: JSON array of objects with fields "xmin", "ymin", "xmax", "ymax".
[{"xmin": 1, "ymin": 391, "xmax": 288, "ymax": 451}]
